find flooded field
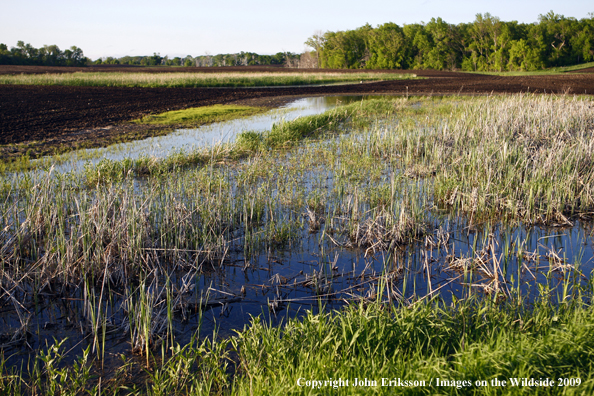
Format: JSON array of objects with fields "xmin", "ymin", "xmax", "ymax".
[
  {"xmin": 1, "ymin": 94, "xmax": 593, "ymax": 393},
  {"xmin": 42, "ymin": 95, "xmax": 379, "ymax": 171}
]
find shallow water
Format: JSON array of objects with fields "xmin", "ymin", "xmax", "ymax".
[
  {"xmin": 42, "ymin": 95, "xmax": 399, "ymax": 174},
  {"xmin": 3, "ymin": 95, "xmax": 593, "ymax": 369},
  {"xmin": 2, "ymin": 214, "xmax": 591, "ymax": 365}
]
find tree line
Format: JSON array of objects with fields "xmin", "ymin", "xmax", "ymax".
[
  {"xmin": 305, "ymin": 12, "xmax": 594, "ymax": 71},
  {"xmin": 0, "ymin": 42, "xmax": 302, "ymax": 68},
  {"xmin": 0, "ymin": 41, "xmax": 88, "ymax": 66},
  {"xmin": 94, "ymin": 51, "xmax": 301, "ymax": 67}
]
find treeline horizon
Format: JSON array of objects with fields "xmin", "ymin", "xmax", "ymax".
[
  {"xmin": 307, "ymin": 11, "xmax": 594, "ymax": 71},
  {"xmin": 0, "ymin": 41, "xmax": 89, "ymax": 67},
  {"xmin": 0, "ymin": 41, "xmax": 303, "ymax": 68},
  {"xmin": 2, "ymin": 11, "xmax": 593, "ymax": 71},
  {"xmin": 93, "ymin": 52, "xmax": 302, "ymax": 67}
]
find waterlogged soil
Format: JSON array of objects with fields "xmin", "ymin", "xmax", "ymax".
[
  {"xmin": 2, "ymin": 66, "xmax": 594, "ymax": 159},
  {"xmin": 1, "ymin": 94, "xmax": 593, "ymax": 377},
  {"xmin": 3, "ymin": 189, "xmax": 593, "ymax": 371},
  {"xmin": 47, "ymin": 96, "xmax": 356, "ymax": 171}
]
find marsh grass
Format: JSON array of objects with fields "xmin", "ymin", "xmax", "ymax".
[
  {"xmin": 1, "ymin": 94, "xmax": 593, "ymax": 394},
  {"xmin": 0, "ymin": 71, "xmax": 418, "ymax": 88},
  {"xmin": 423, "ymin": 95, "xmax": 594, "ymax": 224},
  {"xmin": 82, "ymin": 98, "xmax": 402, "ymax": 184}
]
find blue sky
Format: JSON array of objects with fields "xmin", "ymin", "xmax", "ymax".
[{"xmin": 2, "ymin": 0, "xmax": 592, "ymax": 59}]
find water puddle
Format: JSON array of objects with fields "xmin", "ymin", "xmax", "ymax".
[{"xmin": 43, "ymin": 95, "xmax": 399, "ymax": 173}]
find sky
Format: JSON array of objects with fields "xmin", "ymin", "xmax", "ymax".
[{"xmin": 2, "ymin": 0, "xmax": 592, "ymax": 60}]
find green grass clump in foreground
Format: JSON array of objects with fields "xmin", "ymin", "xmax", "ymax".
[
  {"xmin": 230, "ymin": 297, "xmax": 594, "ymax": 395},
  {"xmin": 134, "ymin": 104, "xmax": 269, "ymax": 125},
  {"xmin": 2, "ymin": 296, "xmax": 593, "ymax": 395}
]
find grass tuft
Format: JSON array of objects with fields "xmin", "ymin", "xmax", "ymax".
[{"xmin": 133, "ymin": 104, "xmax": 269, "ymax": 125}]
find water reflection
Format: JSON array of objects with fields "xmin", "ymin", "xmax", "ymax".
[{"xmin": 43, "ymin": 95, "xmax": 398, "ymax": 173}]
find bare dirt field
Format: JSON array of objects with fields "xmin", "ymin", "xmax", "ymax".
[
  {"xmin": 569, "ymin": 67, "xmax": 594, "ymax": 73},
  {"xmin": 1, "ymin": 66, "xmax": 593, "ymax": 157}
]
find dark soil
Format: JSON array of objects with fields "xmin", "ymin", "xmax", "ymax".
[
  {"xmin": 569, "ymin": 67, "xmax": 594, "ymax": 73},
  {"xmin": 1, "ymin": 66, "xmax": 594, "ymax": 160}
]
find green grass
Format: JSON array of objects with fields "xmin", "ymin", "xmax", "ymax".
[
  {"xmin": 0, "ymin": 71, "xmax": 418, "ymax": 88},
  {"xmin": 229, "ymin": 296, "xmax": 594, "ymax": 395},
  {"xmin": 2, "ymin": 294, "xmax": 593, "ymax": 395},
  {"xmin": 133, "ymin": 104, "xmax": 269, "ymax": 125},
  {"xmin": 555, "ymin": 61, "xmax": 594, "ymax": 72}
]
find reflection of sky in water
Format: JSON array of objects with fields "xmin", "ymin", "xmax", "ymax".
[
  {"xmin": 133, "ymin": 97, "xmax": 340, "ymax": 158},
  {"xmin": 41, "ymin": 95, "xmax": 400, "ymax": 173}
]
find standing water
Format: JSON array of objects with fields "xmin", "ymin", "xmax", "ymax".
[
  {"xmin": 42, "ymin": 95, "xmax": 390, "ymax": 173},
  {"xmin": 3, "ymin": 94, "xmax": 593, "ymax": 377}
]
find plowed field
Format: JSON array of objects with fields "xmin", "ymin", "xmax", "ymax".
[{"xmin": 1, "ymin": 66, "xmax": 593, "ymax": 151}]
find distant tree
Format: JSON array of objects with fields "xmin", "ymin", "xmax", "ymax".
[
  {"xmin": 537, "ymin": 11, "xmax": 582, "ymax": 66},
  {"xmin": 271, "ymin": 52, "xmax": 285, "ymax": 65},
  {"xmin": 507, "ymin": 39, "xmax": 534, "ymax": 70},
  {"xmin": 0, "ymin": 41, "xmax": 88, "ymax": 66},
  {"xmin": 103, "ymin": 57, "xmax": 120, "ymax": 65},
  {"xmin": 284, "ymin": 52, "xmax": 301, "ymax": 67},
  {"xmin": 63, "ymin": 46, "xmax": 86, "ymax": 66},
  {"xmin": 165, "ymin": 56, "xmax": 182, "ymax": 66},
  {"xmin": 305, "ymin": 30, "xmax": 325, "ymax": 66},
  {"xmin": 299, "ymin": 51, "xmax": 318, "ymax": 68},
  {"xmin": 0, "ymin": 43, "xmax": 10, "ymax": 64},
  {"xmin": 42, "ymin": 44, "xmax": 62, "ymax": 66},
  {"xmin": 212, "ymin": 54, "xmax": 225, "ymax": 66},
  {"xmin": 320, "ymin": 25, "xmax": 370, "ymax": 68},
  {"xmin": 306, "ymin": 13, "xmax": 594, "ymax": 71},
  {"xmin": 183, "ymin": 56, "xmax": 194, "ymax": 66},
  {"xmin": 424, "ymin": 18, "xmax": 461, "ymax": 70}
]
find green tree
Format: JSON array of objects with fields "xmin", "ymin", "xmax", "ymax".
[
  {"xmin": 423, "ymin": 18, "xmax": 459, "ymax": 70},
  {"xmin": 533, "ymin": 11, "xmax": 583, "ymax": 67},
  {"xmin": 507, "ymin": 39, "xmax": 542, "ymax": 70},
  {"xmin": 366, "ymin": 23, "xmax": 406, "ymax": 69},
  {"xmin": 184, "ymin": 56, "xmax": 194, "ymax": 67},
  {"xmin": 465, "ymin": 13, "xmax": 503, "ymax": 71},
  {"xmin": 320, "ymin": 25, "xmax": 370, "ymax": 69},
  {"xmin": 570, "ymin": 15, "xmax": 594, "ymax": 62},
  {"xmin": 41, "ymin": 44, "xmax": 62, "ymax": 66}
]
